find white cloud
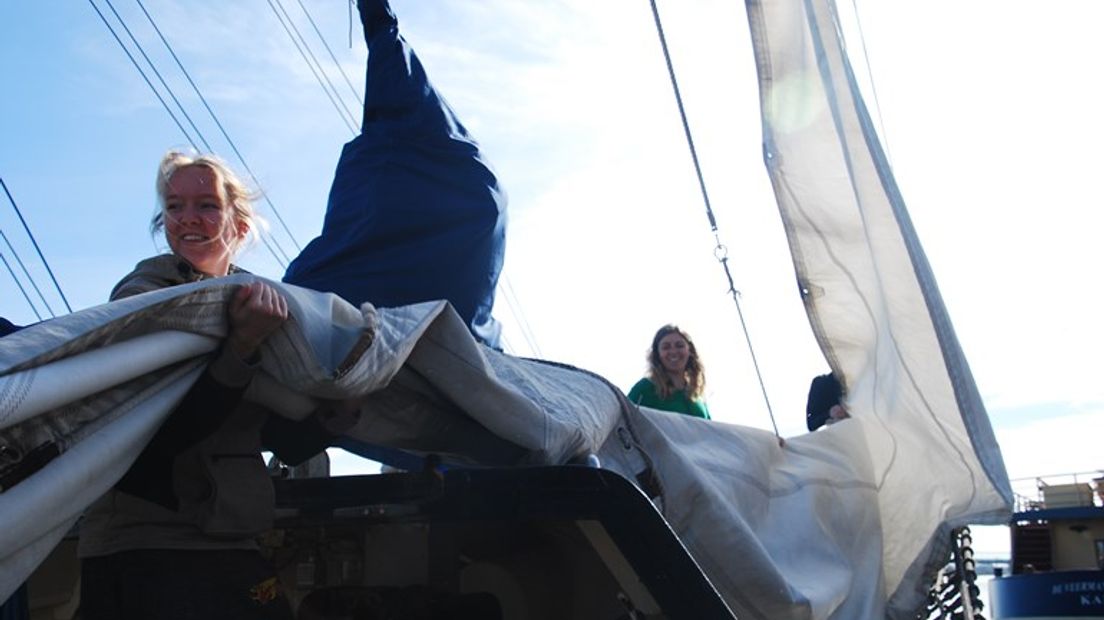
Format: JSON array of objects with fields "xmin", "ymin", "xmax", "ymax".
[{"xmin": 995, "ymin": 409, "xmax": 1104, "ymax": 483}]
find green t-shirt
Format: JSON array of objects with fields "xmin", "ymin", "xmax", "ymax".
[{"xmin": 626, "ymin": 378, "xmax": 710, "ymax": 420}]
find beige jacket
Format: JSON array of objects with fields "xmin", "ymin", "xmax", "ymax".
[{"xmin": 79, "ymin": 255, "xmax": 281, "ymax": 557}]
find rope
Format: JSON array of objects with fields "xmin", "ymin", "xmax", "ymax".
[
  {"xmin": 348, "ymin": 0, "xmax": 355, "ymax": 48},
  {"xmin": 647, "ymin": 0, "xmax": 778, "ymax": 437}
]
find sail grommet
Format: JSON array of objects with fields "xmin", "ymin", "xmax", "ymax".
[{"xmin": 800, "ymin": 281, "xmax": 825, "ymax": 300}]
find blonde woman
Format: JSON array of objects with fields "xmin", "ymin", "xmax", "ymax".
[
  {"xmin": 79, "ymin": 151, "xmax": 355, "ymax": 620},
  {"xmin": 627, "ymin": 324, "xmax": 710, "ymax": 419}
]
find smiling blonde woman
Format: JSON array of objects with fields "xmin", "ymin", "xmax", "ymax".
[{"xmin": 78, "ymin": 151, "xmax": 358, "ymax": 620}]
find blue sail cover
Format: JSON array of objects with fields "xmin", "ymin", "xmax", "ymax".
[{"xmin": 283, "ymin": 5, "xmax": 506, "ymax": 348}]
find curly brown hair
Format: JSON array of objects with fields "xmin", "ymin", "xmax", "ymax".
[{"xmin": 646, "ymin": 324, "xmax": 706, "ymax": 400}]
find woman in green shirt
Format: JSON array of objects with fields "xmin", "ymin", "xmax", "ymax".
[{"xmin": 627, "ymin": 324, "xmax": 710, "ymax": 419}]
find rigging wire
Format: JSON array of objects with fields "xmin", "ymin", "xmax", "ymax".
[
  {"xmin": 272, "ymin": 0, "xmax": 361, "ymax": 126},
  {"xmin": 319, "ymin": 0, "xmax": 542, "ymax": 359},
  {"xmin": 497, "ymin": 331, "xmax": 517, "ymax": 357},
  {"xmin": 133, "ymin": 0, "xmax": 304, "ymax": 259},
  {"xmin": 647, "ymin": 0, "xmax": 779, "ymax": 437},
  {"xmin": 91, "ymin": 3, "xmax": 537, "ymax": 360},
  {"xmin": 295, "ymin": 0, "xmax": 364, "ymax": 107},
  {"xmin": 90, "ymin": 0, "xmax": 291, "ymax": 269},
  {"xmin": 86, "ymin": 0, "xmax": 199, "ymax": 152},
  {"xmin": 499, "ymin": 276, "xmax": 543, "ymax": 359},
  {"xmin": 845, "ymin": 0, "xmax": 894, "ymax": 161},
  {"xmin": 0, "ymin": 229, "xmax": 55, "ymax": 318},
  {"xmin": 0, "ymin": 177, "xmax": 73, "ymax": 313},
  {"xmin": 0, "ymin": 252, "xmax": 42, "ymax": 321},
  {"xmin": 265, "ymin": 0, "xmax": 360, "ymax": 135},
  {"xmin": 102, "ymin": 0, "xmax": 212, "ymax": 153}
]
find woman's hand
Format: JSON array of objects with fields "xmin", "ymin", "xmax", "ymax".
[
  {"xmin": 226, "ymin": 281, "xmax": 289, "ymax": 360},
  {"xmin": 825, "ymin": 404, "xmax": 851, "ymax": 425}
]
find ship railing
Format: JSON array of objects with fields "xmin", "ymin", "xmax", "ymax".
[{"xmin": 1009, "ymin": 469, "xmax": 1104, "ymax": 513}]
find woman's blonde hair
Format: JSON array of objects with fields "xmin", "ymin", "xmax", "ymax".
[
  {"xmin": 646, "ymin": 324, "xmax": 706, "ymax": 400},
  {"xmin": 150, "ymin": 150, "xmax": 265, "ymax": 253}
]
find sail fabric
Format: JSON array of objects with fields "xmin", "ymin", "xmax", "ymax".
[
  {"xmin": 2, "ymin": 273, "xmax": 1005, "ymax": 617},
  {"xmin": 282, "ymin": 4, "xmax": 507, "ymax": 349},
  {"xmin": 0, "ymin": 1, "xmax": 1014, "ymax": 613},
  {"xmin": 744, "ymin": 0, "xmax": 1013, "ymax": 616},
  {"xmin": 0, "ymin": 282, "xmax": 619, "ymax": 602}
]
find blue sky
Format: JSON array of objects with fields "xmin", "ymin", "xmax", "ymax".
[{"xmin": 3, "ymin": 1, "xmax": 1102, "ymax": 552}]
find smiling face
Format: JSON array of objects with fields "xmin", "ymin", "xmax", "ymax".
[
  {"xmin": 657, "ymin": 331, "xmax": 690, "ymax": 375},
  {"xmin": 162, "ymin": 165, "xmax": 245, "ymax": 276}
]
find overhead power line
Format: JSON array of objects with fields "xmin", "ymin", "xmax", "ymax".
[
  {"xmin": 1, "ymin": 229, "xmax": 55, "ymax": 317},
  {"xmin": 266, "ymin": 0, "xmax": 360, "ymax": 135},
  {"xmin": 295, "ymin": 0, "xmax": 364, "ymax": 107},
  {"xmin": 0, "ymin": 252, "xmax": 42, "ymax": 321},
  {"xmin": 91, "ymin": 0, "xmax": 293, "ymax": 268},
  {"xmin": 86, "ymin": 0, "xmax": 199, "ymax": 151},
  {"xmin": 129, "ymin": 0, "xmax": 300, "ymax": 265},
  {"xmin": 1, "ymin": 177, "xmax": 72, "ymax": 313},
  {"xmin": 87, "ymin": 0, "xmax": 317, "ymax": 269},
  {"xmin": 497, "ymin": 331, "xmax": 517, "ymax": 357},
  {"xmin": 273, "ymin": 0, "xmax": 543, "ymax": 358},
  {"xmin": 499, "ymin": 277, "xmax": 543, "ymax": 359},
  {"xmin": 102, "ymin": 0, "xmax": 212, "ymax": 152},
  {"xmin": 133, "ymin": 0, "xmax": 305, "ymax": 256}
]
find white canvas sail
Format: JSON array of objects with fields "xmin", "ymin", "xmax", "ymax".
[
  {"xmin": 0, "ymin": 0, "xmax": 1012, "ymax": 616},
  {"xmin": 0, "ymin": 272, "xmax": 1009, "ymax": 620},
  {"xmin": 745, "ymin": 0, "xmax": 1013, "ymax": 614}
]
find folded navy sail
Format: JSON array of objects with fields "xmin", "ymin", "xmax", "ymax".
[{"xmin": 284, "ymin": 2, "xmax": 506, "ymax": 348}]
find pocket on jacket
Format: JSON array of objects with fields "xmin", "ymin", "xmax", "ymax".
[{"xmin": 197, "ymin": 452, "xmax": 275, "ymax": 538}]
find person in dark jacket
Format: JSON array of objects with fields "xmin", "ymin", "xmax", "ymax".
[{"xmin": 806, "ymin": 372, "xmax": 850, "ymax": 431}]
